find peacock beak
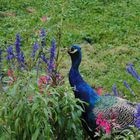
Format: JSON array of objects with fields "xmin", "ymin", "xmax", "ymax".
[
  {"xmin": 68, "ymin": 47, "xmax": 78, "ymax": 54},
  {"xmin": 67, "ymin": 48, "xmax": 71, "ymax": 53}
]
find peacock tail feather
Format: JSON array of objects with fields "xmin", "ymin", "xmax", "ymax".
[{"xmin": 93, "ymin": 96, "xmax": 137, "ymax": 129}]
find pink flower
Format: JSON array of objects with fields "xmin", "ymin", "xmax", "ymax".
[
  {"xmin": 7, "ymin": 69, "xmax": 16, "ymax": 85},
  {"xmin": 98, "ymin": 112, "xmax": 103, "ymax": 119},
  {"xmin": 100, "ymin": 120, "xmax": 106, "ymax": 127},
  {"xmin": 41, "ymin": 16, "xmax": 47, "ymax": 22},
  {"xmin": 8, "ymin": 69, "xmax": 15, "ymax": 78},
  {"xmin": 8, "ymin": 69, "xmax": 11, "ymax": 77},
  {"xmin": 96, "ymin": 112, "xmax": 103, "ymax": 125},
  {"xmin": 38, "ymin": 75, "xmax": 51, "ymax": 93},
  {"xmin": 96, "ymin": 112, "xmax": 111, "ymax": 135},
  {"xmin": 97, "ymin": 87, "xmax": 102, "ymax": 96},
  {"xmin": 105, "ymin": 122, "xmax": 111, "ymax": 134}
]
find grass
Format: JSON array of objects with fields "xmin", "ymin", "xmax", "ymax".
[
  {"xmin": 0, "ymin": 0, "xmax": 140, "ymax": 94},
  {"xmin": 0, "ymin": 0, "xmax": 140, "ymax": 139},
  {"xmin": 1, "ymin": 1, "xmax": 140, "ymax": 103}
]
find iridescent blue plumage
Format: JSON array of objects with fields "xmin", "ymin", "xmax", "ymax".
[
  {"xmin": 68, "ymin": 45, "xmax": 100, "ymax": 110},
  {"xmin": 68, "ymin": 45, "xmax": 100, "ymax": 139},
  {"xmin": 68, "ymin": 45, "xmax": 140, "ymax": 139}
]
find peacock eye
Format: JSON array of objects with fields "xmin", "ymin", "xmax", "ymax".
[
  {"xmin": 68, "ymin": 47, "xmax": 78, "ymax": 54},
  {"xmin": 71, "ymin": 48, "xmax": 75, "ymax": 52}
]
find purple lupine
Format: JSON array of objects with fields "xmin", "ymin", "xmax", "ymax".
[
  {"xmin": 48, "ymin": 39, "xmax": 56, "ymax": 73},
  {"xmin": 14, "ymin": 34, "xmax": 25, "ymax": 67},
  {"xmin": 17, "ymin": 51, "xmax": 25, "ymax": 68},
  {"xmin": 40, "ymin": 28, "xmax": 46, "ymax": 47},
  {"xmin": 32, "ymin": 42, "xmax": 39, "ymax": 58},
  {"xmin": 134, "ymin": 104, "xmax": 140, "ymax": 128},
  {"xmin": 6, "ymin": 46, "xmax": 15, "ymax": 60},
  {"xmin": 112, "ymin": 84, "xmax": 119, "ymax": 96},
  {"xmin": 40, "ymin": 54, "xmax": 48, "ymax": 64},
  {"xmin": 20, "ymin": 51, "xmax": 25, "ymax": 64},
  {"xmin": 15, "ymin": 34, "xmax": 22, "ymax": 64},
  {"xmin": 126, "ymin": 63, "xmax": 140, "ymax": 82},
  {"xmin": 124, "ymin": 80, "xmax": 135, "ymax": 96},
  {"xmin": 15, "ymin": 34, "xmax": 21, "ymax": 54},
  {"xmin": 127, "ymin": 63, "xmax": 134, "ymax": 67}
]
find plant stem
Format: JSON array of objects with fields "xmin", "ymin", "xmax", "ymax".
[
  {"xmin": 36, "ymin": 60, "xmax": 40, "ymax": 81},
  {"xmin": 55, "ymin": 1, "xmax": 64, "ymax": 72}
]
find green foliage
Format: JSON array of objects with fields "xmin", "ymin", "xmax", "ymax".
[
  {"xmin": 111, "ymin": 126, "xmax": 140, "ymax": 140},
  {"xmin": 95, "ymin": 125, "xmax": 140, "ymax": 140},
  {"xmin": 0, "ymin": 79, "xmax": 84, "ymax": 140}
]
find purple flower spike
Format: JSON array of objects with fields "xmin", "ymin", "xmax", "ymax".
[
  {"xmin": 48, "ymin": 39, "xmax": 56, "ymax": 73},
  {"xmin": 124, "ymin": 80, "xmax": 135, "ymax": 96},
  {"xmin": 41, "ymin": 28, "xmax": 46, "ymax": 37},
  {"xmin": 20, "ymin": 51, "xmax": 25, "ymax": 64},
  {"xmin": 6, "ymin": 46, "xmax": 15, "ymax": 60},
  {"xmin": 15, "ymin": 34, "xmax": 23, "ymax": 64},
  {"xmin": 15, "ymin": 34, "xmax": 21, "ymax": 55},
  {"xmin": 127, "ymin": 63, "xmax": 134, "ymax": 67},
  {"xmin": 112, "ymin": 84, "xmax": 119, "ymax": 96},
  {"xmin": 40, "ymin": 54, "xmax": 48, "ymax": 64},
  {"xmin": 32, "ymin": 42, "xmax": 39, "ymax": 58},
  {"xmin": 134, "ymin": 104, "xmax": 140, "ymax": 129},
  {"xmin": 126, "ymin": 63, "xmax": 140, "ymax": 82},
  {"xmin": 40, "ymin": 28, "xmax": 46, "ymax": 47},
  {"xmin": 14, "ymin": 34, "xmax": 25, "ymax": 67},
  {"xmin": 17, "ymin": 51, "xmax": 25, "ymax": 67}
]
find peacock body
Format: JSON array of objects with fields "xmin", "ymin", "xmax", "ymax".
[{"xmin": 68, "ymin": 45, "xmax": 139, "ymax": 139}]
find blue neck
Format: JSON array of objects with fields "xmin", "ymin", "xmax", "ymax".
[
  {"xmin": 69, "ymin": 53, "xmax": 83, "ymax": 87},
  {"xmin": 69, "ymin": 67, "xmax": 84, "ymax": 87},
  {"xmin": 69, "ymin": 54, "xmax": 100, "ymax": 109},
  {"xmin": 71, "ymin": 53, "xmax": 82, "ymax": 70}
]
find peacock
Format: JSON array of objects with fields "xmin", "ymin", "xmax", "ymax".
[{"xmin": 68, "ymin": 45, "xmax": 140, "ymax": 139}]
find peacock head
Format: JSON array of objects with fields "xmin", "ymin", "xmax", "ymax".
[
  {"xmin": 68, "ymin": 45, "xmax": 82, "ymax": 68},
  {"xmin": 68, "ymin": 45, "xmax": 81, "ymax": 54}
]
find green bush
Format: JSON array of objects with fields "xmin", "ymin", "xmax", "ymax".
[{"xmin": 0, "ymin": 78, "xmax": 84, "ymax": 140}]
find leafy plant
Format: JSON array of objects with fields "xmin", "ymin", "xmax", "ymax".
[{"xmin": 0, "ymin": 79, "xmax": 84, "ymax": 140}]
